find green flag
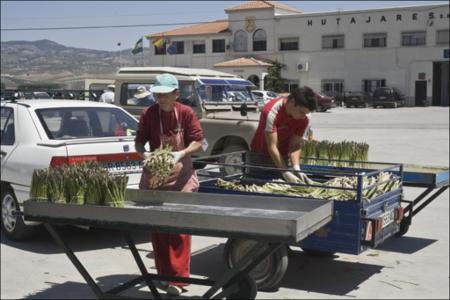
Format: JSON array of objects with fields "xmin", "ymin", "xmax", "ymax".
[{"xmin": 132, "ymin": 37, "xmax": 143, "ymax": 55}]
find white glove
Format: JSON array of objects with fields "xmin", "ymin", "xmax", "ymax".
[
  {"xmin": 292, "ymin": 164, "xmax": 310, "ymax": 182},
  {"xmin": 143, "ymin": 151, "xmax": 153, "ymax": 160},
  {"xmin": 282, "ymin": 171, "xmax": 302, "ymax": 184},
  {"xmin": 170, "ymin": 150, "xmax": 186, "ymax": 164}
]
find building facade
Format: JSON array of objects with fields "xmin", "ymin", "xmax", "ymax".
[{"xmin": 145, "ymin": 1, "xmax": 449, "ymax": 106}]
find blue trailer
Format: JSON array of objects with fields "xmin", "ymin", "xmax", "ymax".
[{"xmin": 194, "ymin": 152, "xmax": 449, "ymax": 291}]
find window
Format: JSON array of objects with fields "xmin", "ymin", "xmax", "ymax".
[
  {"xmin": 363, "ymin": 33, "xmax": 387, "ymax": 48},
  {"xmin": 436, "ymin": 29, "xmax": 449, "ymax": 45},
  {"xmin": 401, "ymin": 31, "xmax": 426, "ymax": 46},
  {"xmin": 120, "ymin": 83, "xmax": 155, "ymax": 106},
  {"xmin": 155, "ymin": 43, "xmax": 167, "ymax": 55},
  {"xmin": 362, "ymin": 79, "xmax": 386, "ymax": 95},
  {"xmin": 234, "ymin": 30, "xmax": 248, "ymax": 52},
  {"xmin": 173, "ymin": 41, "xmax": 184, "ymax": 54},
  {"xmin": 253, "ymin": 29, "xmax": 267, "ymax": 51},
  {"xmin": 283, "ymin": 79, "xmax": 300, "ymax": 93},
  {"xmin": 321, "ymin": 79, "xmax": 344, "ymax": 97},
  {"xmin": 193, "ymin": 40, "xmax": 205, "ymax": 54},
  {"xmin": 36, "ymin": 107, "xmax": 138, "ymax": 139},
  {"xmin": 322, "ymin": 35, "xmax": 344, "ymax": 49},
  {"xmin": 0, "ymin": 107, "xmax": 15, "ymax": 145},
  {"xmin": 279, "ymin": 37, "xmax": 299, "ymax": 51},
  {"xmin": 212, "ymin": 39, "xmax": 225, "ymax": 53}
]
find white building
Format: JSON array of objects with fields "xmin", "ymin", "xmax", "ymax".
[{"xmin": 145, "ymin": 1, "xmax": 449, "ymax": 106}]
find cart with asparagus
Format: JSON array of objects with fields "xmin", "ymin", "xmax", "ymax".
[{"xmin": 193, "ymin": 150, "xmax": 449, "ymax": 291}]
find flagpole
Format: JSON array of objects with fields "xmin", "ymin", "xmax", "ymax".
[{"xmin": 141, "ymin": 36, "xmax": 145, "ymax": 67}]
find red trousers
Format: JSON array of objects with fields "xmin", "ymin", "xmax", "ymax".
[{"xmin": 151, "ymin": 232, "xmax": 191, "ymax": 286}]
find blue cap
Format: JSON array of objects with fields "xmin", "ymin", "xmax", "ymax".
[{"xmin": 150, "ymin": 73, "xmax": 179, "ymax": 93}]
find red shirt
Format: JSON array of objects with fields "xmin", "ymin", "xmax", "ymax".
[
  {"xmin": 250, "ymin": 97, "xmax": 309, "ymax": 155},
  {"xmin": 135, "ymin": 102, "xmax": 203, "ymax": 150}
]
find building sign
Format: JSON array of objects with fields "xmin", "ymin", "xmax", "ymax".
[
  {"xmin": 445, "ymin": 49, "xmax": 449, "ymax": 59},
  {"xmin": 306, "ymin": 11, "xmax": 449, "ymax": 27},
  {"xmin": 245, "ymin": 16, "xmax": 256, "ymax": 33}
]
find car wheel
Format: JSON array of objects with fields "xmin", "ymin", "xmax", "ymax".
[
  {"xmin": 219, "ymin": 144, "xmax": 248, "ymax": 176},
  {"xmin": 1, "ymin": 187, "xmax": 34, "ymax": 241},
  {"xmin": 224, "ymin": 239, "xmax": 289, "ymax": 291},
  {"xmin": 319, "ymin": 105, "xmax": 328, "ymax": 112}
]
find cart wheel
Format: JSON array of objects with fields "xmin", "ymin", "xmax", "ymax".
[
  {"xmin": 301, "ymin": 247, "xmax": 336, "ymax": 257},
  {"xmin": 224, "ymin": 274, "xmax": 257, "ymax": 299},
  {"xmin": 219, "ymin": 144, "xmax": 248, "ymax": 176},
  {"xmin": 224, "ymin": 239, "xmax": 288, "ymax": 291},
  {"xmin": 395, "ymin": 221, "xmax": 410, "ymax": 237}
]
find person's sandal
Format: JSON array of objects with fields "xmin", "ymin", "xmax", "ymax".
[{"xmin": 166, "ymin": 285, "xmax": 183, "ymax": 296}]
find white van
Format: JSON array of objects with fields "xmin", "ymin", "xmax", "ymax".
[{"xmin": 114, "ymin": 67, "xmax": 261, "ymax": 174}]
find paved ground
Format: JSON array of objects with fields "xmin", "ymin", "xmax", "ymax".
[{"xmin": 1, "ymin": 106, "xmax": 449, "ymax": 299}]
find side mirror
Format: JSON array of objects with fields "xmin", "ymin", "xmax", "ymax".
[{"xmin": 240, "ymin": 103, "xmax": 248, "ymax": 117}]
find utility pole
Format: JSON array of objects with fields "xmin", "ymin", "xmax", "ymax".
[{"xmin": 117, "ymin": 42, "xmax": 122, "ymax": 69}]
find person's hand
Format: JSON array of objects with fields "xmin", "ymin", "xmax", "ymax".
[
  {"xmin": 142, "ymin": 151, "xmax": 153, "ymax": 160},
  {"xmin": 292, "ymin": 164, "xmax": 310, "ymax": 182},
  {"xmin": 282, "ymin": 171, "xmax": 302, "ymax": 184},
  {"xmin": 170, "ymin": 150, "xmax": 186, "ymax": 164}
]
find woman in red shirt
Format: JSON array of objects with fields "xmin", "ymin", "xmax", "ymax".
[{"xmin": 134, "ymin": 74, "xmax": 204, "ymax": 297}]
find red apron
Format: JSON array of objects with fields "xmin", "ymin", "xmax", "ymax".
[{"xmin": 139, "ymin": 107, "xmax": 198, "ymax": 287}]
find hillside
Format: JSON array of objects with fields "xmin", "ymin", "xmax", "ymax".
[{"xmin": 1, "ymin": 39, "xmax": 146, "ymax": 89}]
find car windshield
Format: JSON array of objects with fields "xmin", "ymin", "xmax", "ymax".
[
  {"xmin": 373, "ymin": 88, "xmax": 391, "ymax": 97},
  {"xmin": 36, "ymin": 107, "xmax": 138, "ymax": 140},
  {"xmin": 267, "ymin": 91, "xmax": 278, "ymax": 98}
]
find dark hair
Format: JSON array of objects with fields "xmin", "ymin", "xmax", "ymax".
[{"xmin": 287, "ymin": 86, "xmax": 317, "ymax": 112}]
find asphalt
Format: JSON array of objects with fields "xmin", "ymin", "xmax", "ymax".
[{"xmin": 1, "ymin": 106, "xmax": 449, "ymax": 299}]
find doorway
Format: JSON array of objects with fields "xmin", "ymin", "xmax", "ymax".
[
  {"xmin": 432, "ymin": 61, "xmax": 449, "ymax": 106},
  {"xmin": 415, "ymin": 81, "xmax": 428, "ymax": 106}
]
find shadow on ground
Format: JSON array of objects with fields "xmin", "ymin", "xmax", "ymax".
[
  {"xmin": 1, "ymin": 226, "xmax": 150, "ymax": 254},
  {"xmin": 376, "ymin": 236, "xmax": 437, "ymax": 254}
]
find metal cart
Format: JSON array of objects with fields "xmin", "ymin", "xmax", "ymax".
[
  {"xmin": 23, "ymin": 187, "xmax": 333, "ymax": 299},
  {"xmin": 192, "ymin": 151, "xmax": 449, "ymax": 291}
]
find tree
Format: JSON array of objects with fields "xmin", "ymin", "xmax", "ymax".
[{"xmin": 265, "ymin": 61, "xmax": 285, "ymax": 93}]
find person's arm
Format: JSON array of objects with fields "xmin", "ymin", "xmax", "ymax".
[
  {"xmin": 289, "ymin": 134, "xmax": 302, "ymax": 168},
  {"xmin": 265, "ymin": 131, "xmax": 287, "ymax": 170},
  {"xmin": 135, "ymin": 141, "xmax": 148, "ymax": 159}
]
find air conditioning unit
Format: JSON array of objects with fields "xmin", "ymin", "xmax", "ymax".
[{"xmin": 297, "ymin": 61, "xmax": 309, "ymax": 72}]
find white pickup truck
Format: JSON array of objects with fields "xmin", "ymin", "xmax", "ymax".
[{"xmin": 113, "ymin": 67, "xmax": 262, "ymax": 174}]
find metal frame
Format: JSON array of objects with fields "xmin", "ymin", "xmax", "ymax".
[{"xmin": 42, "ymin": 222, "xmax": 282, "ymax": 299}]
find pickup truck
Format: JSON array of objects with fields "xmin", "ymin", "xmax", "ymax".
[{"xmin": 113, "ymin": 67, "xmax": 261, "ymax": 174}]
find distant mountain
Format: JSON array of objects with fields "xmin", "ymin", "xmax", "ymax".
[{"xmin": 1, "ymin": 39, "xmax": 144, "ymax": 89}]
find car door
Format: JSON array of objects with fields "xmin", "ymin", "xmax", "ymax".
[{"xmin": 0, "ymin": 106, "xmax": 17, "ymax": 175}]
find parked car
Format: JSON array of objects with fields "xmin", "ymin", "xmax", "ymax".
[
  {"xmin": 23, "ymin": 91, "xmax": 52, "ymax": 99},
  {"xmin": 315, "ymin": 92, "xmax": 336, "ymax": 112},
  {"xmin": 1, "ymin": 100, "xmax": 142, "ymax": 241},
  {"xmin": 372, "ymin": 87, "xmax": 406, "ymax": 108},
  {"xmin": 343, "ymin": 91, "xmax": 371, "ymax": 108},
  {"xmin": 251, "ymin": 90, "xmax": 279, "ymax": 104}
]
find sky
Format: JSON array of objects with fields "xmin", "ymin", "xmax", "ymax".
[{"xmin": 1, "ymin": 1, "xmax": 448, "ymax": 51}]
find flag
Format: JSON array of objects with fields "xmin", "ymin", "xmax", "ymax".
[
  {"xmin": 167, "ymin": 42, "xmax": 177, "ymax": 55},
  {"xmin": 152, "ymin": 36, "xmax": 166, "ymax": 49},
  {"xmin": 132, "ymin": 37, "xmax": 143, "ymax": 55}
]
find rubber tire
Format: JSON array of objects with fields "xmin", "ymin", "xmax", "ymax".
[
  {"xmin": 224, "ymin": 274, "xmax": 257, "ymax": 299},
  {"xmin": 395, "ymin": 221, "xmax": 410, "ymax": 237},
  {"xmin": 219, "ymin": 144, "xmax": 248, "ymax": 176},
  {"xmin": 1, "ymin": 187, "xmax": 34, "ymax": 241},
  {"xmin": 318, "ymin": 105, "xmax": 327, "ymax": 112},
  {"xmin": 301, "ymin": 247, "xmax": 336, "ymax": 257},
  {"xmin": 224, "ymin": 239, "xmax": 289, "ymax": 291}
]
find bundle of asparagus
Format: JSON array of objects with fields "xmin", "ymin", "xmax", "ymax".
[
  {"xmin": 143, "ymin": 144, "xmax": 175, "ymax": 185},
  {"xmin": 30, "ymin": 161, "xmax": 129, "ymax": 208},
  {"xmin": 301, "ymin": 140, "xmax": 369, "ymax": 167},
  {"xmin": 30, "ymin": 169, "xmax": 49, "ymax": 202}
]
